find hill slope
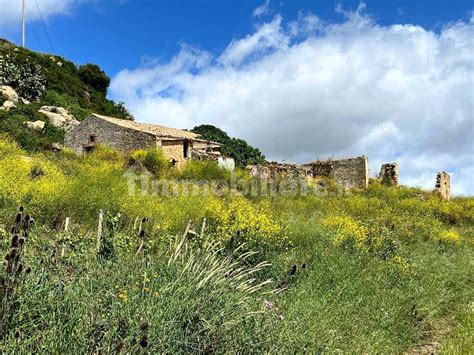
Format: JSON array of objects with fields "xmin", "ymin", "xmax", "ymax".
[{"xmin": 0, "ymin": 38, "xmax": 129, "ymax": 150}]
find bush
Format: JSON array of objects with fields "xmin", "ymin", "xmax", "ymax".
[
  {"xmin": 321, "ymin": 215, "xmax": 368, "ymax": 251},
  {"xmin": 87, "ymin": 145, "xmax": 125, "ymax": 166},
  {"xmin": 0, "ymin": 53, "xmax": 46, "ymax": 101},
  {"xmin": 172, "ymin": 159, "xmax": 231, "ymax": 181},
  {"xmin": 78, "ymin": 64, "xmax": 110, "ymax": 95},
  {"xmin": 204, "ymin": 196, "xmax": 288, "ymax": 251},
  {"xmin": 191, "ymin": 125, "xmax": 265, "ymax": 168},
  {"xmin": 129, "ymin": 148, "xmax": 169, "ymax": 177}
]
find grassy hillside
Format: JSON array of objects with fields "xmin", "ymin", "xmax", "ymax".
[
  {"xmin": 0, "ymin": 138, "xmax": 472, "ymax": 352},
  {"xmin": 0, "ymin": 38, "xmax": 128, "ymax": 151}
]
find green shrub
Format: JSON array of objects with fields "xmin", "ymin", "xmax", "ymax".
[
  {"xmin": 0, "ymin": 53, "xmax": 46, "ymax": 101},
  {"xmin": 86, "ymin": 145, "xmax": 125, "ymax": 166},
  {"xmin": 191, "ymin": 125, "xmax": 265, "ymax": 168},
  {"xmin": 78, "ymin": 63, "xmax": 110, "ymax": 95},
  {"xmin": 129, "ymin": 148, "xmax": 169, "ymax": 177},
  {"xmin": 172, "ymin": 159, "xmax": 231, "ymax": 181}
]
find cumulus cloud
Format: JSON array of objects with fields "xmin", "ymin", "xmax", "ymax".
[
  {"xmin": 220, "ymin": 16, "xmax": 288, "ymax": 66},
  {"xmin": 110, "ymin": 6, "xmax": 474, "ymax": 195}
]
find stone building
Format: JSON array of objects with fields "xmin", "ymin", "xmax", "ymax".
[
  {"xmin": 434, "ymin": 171, "xmax": 451, "ymax": 201},
  {"xmin": 378, "ymin": 162, "xmax": 399, "ymax": 186},
  {"xmin": 64, "ymin": 114, "xmax": 221, "ymax": 168}
]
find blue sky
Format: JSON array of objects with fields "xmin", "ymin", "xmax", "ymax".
[
  {"xmin": 1, "ymin": 1, "xmax": 473, "ymax": 195},
  {"xmin": 1, "ymin": 1, "xmax": 472, "ymax": 76}
]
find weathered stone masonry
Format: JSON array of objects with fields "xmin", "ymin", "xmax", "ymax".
[
  {"xmin": 247, "ymin": 156, "xmax": 369, "ymax": 190},
  {"xmin": 434, "ymin": 171, "xmax": 451, "ymax": 201},
  {"xmin": 378, "ymin": 162, "xmax": 399, "ymax": 186},
  {"xmin": 304, "ymin": 156, "xmax": 369, "ymax": 189},
  {"xmin": 64, "ymin": 114, "xmax": 224, "ymax": 168},
  {"xmin": 65, "ymin": 114, "xmax": 157, "ymax": 154}
]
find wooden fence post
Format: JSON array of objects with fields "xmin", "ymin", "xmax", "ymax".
[
  {"xmin": 96, "ymin": 209, "xmax": 104, "ymax": 253},
  {"xmin": 60, "ymin": 217, "xmax": 69, "ymax": 258}
]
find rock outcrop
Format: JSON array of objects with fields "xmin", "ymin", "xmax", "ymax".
[
  {"xmin": 38, "ymin": 106, "xmax": 79, "ymax": 130},
  {"xmin": 51, "ymin": 143, "xmax": 62, "ymax": 151},
  {"xmin": 26, "ymin": 120, "xmax": 46, "ymax": 130},
  {"xmin": 1, "ymin": 100, "xmax": 16, "ymax": 111},
  {"xmin": 0, "ymin": 85, "xmax": 19, "ymax": 103}
]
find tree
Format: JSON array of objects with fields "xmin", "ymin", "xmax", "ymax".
[
  {"xmin": 78, "ymin": 64, "xmax": 110, "ymax": 95},
  {"xmin": 192, "ymin": 125, "xmax": 265, "ymax": 168}
]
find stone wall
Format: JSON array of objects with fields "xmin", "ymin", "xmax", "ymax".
[
  {"xmin": 247, "ymin": 162, "xmax": 311, "ymax": 181},
  {"xmin": 434, "ymin": 171, "xmax": 451, "ymax": 201},
  {"xmin": 378, "ymin": 162, "xmax": 399, "ymax": 186},
  {"xmin": 64, "ymin": 115, "xmax": 157, "ymax": 154},
  {"xmin": 247, "ymin": 157, "xmax": 369, "ymax": 189},
  {"xmin": 303, "ymin": 156, "xmax": 369, "ymax": 189},
  {"xmin": 160, "ymin": 140, "xmax": 186, "ymax": 168}
]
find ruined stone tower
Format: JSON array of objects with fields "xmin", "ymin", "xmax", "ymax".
[
  {"xmin": 434, "ymin": 171, "xmax": 450, "ymax": 201},
  {"xmin": 379, "ymin": 163, "xmax": 399, "ymax": 186}
]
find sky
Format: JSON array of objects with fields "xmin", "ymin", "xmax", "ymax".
[{"xmin": 1, "ymin": 0, "xmax": 473, "ymax": 195}]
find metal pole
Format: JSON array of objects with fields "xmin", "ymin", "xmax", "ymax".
[{"xmin": 22, "ymin": 0, "xmax": 26, "ymax": 48}]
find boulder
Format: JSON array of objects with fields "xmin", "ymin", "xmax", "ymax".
[
  {"xmin": 26, "ymin": 120, "xmax": 46, "ymax": 130},
  {"xmin": 38, "ymin": 106, "xmax": 79, "ymax": 130},
  {"xmin": 1, "ymin": 100, "xmax": 16, "ymax": 111},
  {"xmin": 51, "ymin": 143, "xmax": 62, "ymax": 151},
  {"xmin": 0, "ymin": 86, "xmax": 19, "ymax": 103},
  {"xmin": 20, "ymin": 97, "xmax": 31, "ymax": 105}
]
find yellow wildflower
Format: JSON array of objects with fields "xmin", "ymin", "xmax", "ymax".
[
  {"xmin": 438, "ymin": 230, "xmax": 461, "ymax": 246},
  {"xmin": 118, "ymin": 291, "xmax": 128, "ymax": 302}
]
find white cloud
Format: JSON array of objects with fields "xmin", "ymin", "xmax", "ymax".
[
  {"xmin": 253, "ymin": 0, "xmax": 270, "ymax": 17},
  {"xmin": 110, "ymin": 7, "xmax": 474, "ymax": 195},
  {"xmin": 0, "ymin": 0, "xmax": 89, "ymax": 30},
  {"xmin": 220, "ymin": 16, "xmax": 288, "ymax": 66}
]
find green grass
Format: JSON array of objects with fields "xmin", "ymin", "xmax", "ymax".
[{"xmin": 0, "ymin": 140, "xmax": 472, "ymax": 352}]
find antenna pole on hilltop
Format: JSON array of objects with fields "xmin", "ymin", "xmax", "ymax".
[{"xmin": 22, "ymin": 0, "xmax": 26, "ymax": 48}]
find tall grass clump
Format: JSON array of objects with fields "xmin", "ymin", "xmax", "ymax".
[
  {"xmin": 0, "ymin": 225, "xmax": 275, "ymax": 353},
  {"xmin": 0, "ymin": 207, "xmax": 33, "ymax": 334}
]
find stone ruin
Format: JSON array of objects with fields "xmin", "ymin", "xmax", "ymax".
[
  {"xmin": 247, "ymin": 156, "xmax": 369, "ymax": 190},
  {"xmin": 247, "ymin": 156, "xmax": 454, "ymax": 199},
  {"xmin": 246, "ymin": 161, "xmax": 311, "ymax": 181},
  {"xmin": 303, "ymin": 156, "xmax": 369, "ymax": 189},
  {"xmin": 434, "ymin": 171, "xmax": 451, "ymax": 201},
  {"xmin": 378, "ymin": 162, "xmax": 399, "ymax": 186}
]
